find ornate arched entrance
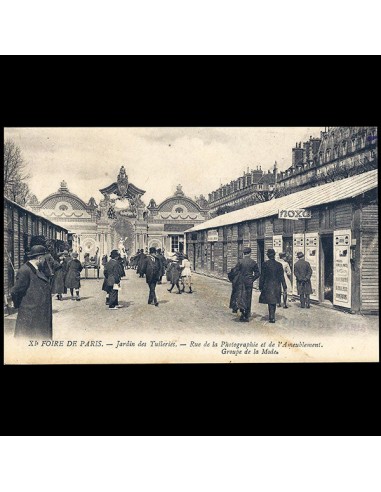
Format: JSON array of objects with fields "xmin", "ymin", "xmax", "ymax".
[{"xmin": 112, "ymin": 216, "xmax": 135, "ymax": 255}]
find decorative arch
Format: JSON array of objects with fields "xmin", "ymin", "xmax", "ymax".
[{"xmin": 39, "ymin": 192, "xmax": 89, "ymax": 210}]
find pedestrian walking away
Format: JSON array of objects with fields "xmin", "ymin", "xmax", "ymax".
[
  {"xmin": 51, "ymin": 251, "xmax": 69, "ymax": 301},
  {"xmin": 10, "ymin": 245, "xmax": 53, "ymax": 339},
  {"xmin": 234, "ymin": 246, "xmax": 260, "ymax": 322},
  {"xmin": 65, "ymin": 252, "xmax": 83, "ymax": 300},
  {"xmin": 103, "ymin": 250, "xmax": 124, "ymax": 309},
  {"xmin": 278, "ymin": 252, "xmax": 292, "ymax": 308},
  {"xmin": 167, "ymin": 259, "xmax": 183, "ymax": 294},
  {"xmin": 141, "ymin": 247, "xmax": 161, "ymax": 306},
  {"xmin": 294, "ymin": 251, "xmax": 313, "ymax": 308},
  {"xmin": 180, "ymin": 254, "xmax": 193, "ymax": 293},
  {"xmin": 259, "ymin": 248, "xmax": 287, "ymax": 323}
]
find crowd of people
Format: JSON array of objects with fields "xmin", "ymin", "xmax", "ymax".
[
  {"xmin": 228, "ymin": 247, "xmax": 312, "ymax": 323},
  {"xmin": 101, "ymin": 247, "xmax": 193, "ymax": 310},
  {"xmin": 10, "ymin": 238, "xmax": 312, "ymax": 340}
]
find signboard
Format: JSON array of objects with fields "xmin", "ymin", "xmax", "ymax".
[
  {"xmin": 272, "ymin": 235, "xmax": 283, "ymax": 260},
  {"xmin": 292, "ymin": 233, "xmax": 305, "ymax": 295},
  {"xmin": 305, "ymin": 232, "xmax": 319, "ymax": 301},
  {"xmin": 278, "ymin": 209, "xmax": 311, "ymax": 220},
  {"xmin": 207, "ymin": 229, "xmax": 218, "ymax": 242},
  {"xmin": 333, "ymin": 229, "xmax": 351, "ymax": 308},
  {"xmin": 119, "ymin": 209, "xmax": 135, "ymax": 218}
]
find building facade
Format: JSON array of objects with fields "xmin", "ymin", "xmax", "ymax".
[
  {"xmin": 145, "ymin": 185, "xmax": 210, "ymax": 254},
  {"xmin": 186, "ymin": 170, "xmax": 378, "ymax": 315},
  {"xmin": 277, "ymin": 126, "xmax": 378, "ymax": 191},
  {"xmin": 207, "ymin": 165, "xmax": 277, "ymax": 215},
  {"xmin": 28, "ymin": 167, "xmax": 210, "ymax": 260}
]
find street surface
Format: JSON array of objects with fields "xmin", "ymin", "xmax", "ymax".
[{"xmin": 4, "ymin": 269, "xmax": 379, "ymax": 363}]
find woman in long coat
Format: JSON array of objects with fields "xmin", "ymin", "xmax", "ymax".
[
  {"xmin": 259, "ymin": 249, "xmax": 287, "ymax": 323},
  {"xmin": 51, "ymin": 253, "xmax": 68, "ymax": 300},
  {"xmin": 167, "ymin": 260, "xmax": 182, "ymax": 294},
  {"xmin": 65, "ymin": 252, "xmax": 83, "ymax": 300}
]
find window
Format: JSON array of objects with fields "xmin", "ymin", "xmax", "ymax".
[
  {"xmin": 326, "ymin": 149, "xmax": 331, "ymax": 162},
  {"xmin": 171, "ymin": 235, "xmax": 179, "ymax": 252}
]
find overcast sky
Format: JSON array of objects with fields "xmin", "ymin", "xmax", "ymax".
[{"xmin": 4, "ymin": 127, "xmax": 325, "ymax": 205}]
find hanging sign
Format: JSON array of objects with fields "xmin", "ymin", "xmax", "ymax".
[
  {"xmin": 278, "ymin": 209, "xmax": 311, "ymax": 220},
  {"xmin": 207, "ymin": 229, "xmax": 218, "ymax": 242},
  {"xmin": 305, "ymin": 233, "xmax": 319, "ymax": 301},
  {"xmin": 292, "ymin": 233, "xmax": 305, "ymax": 295},
  {"xmin": 333, "ymin": 229, "xmax": 352, "ymax": 308},
  {"xmin": 272, "ymin": 235, "xmax": 283, "ymax": 260}
]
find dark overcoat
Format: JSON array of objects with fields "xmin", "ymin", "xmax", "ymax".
[
  {"xmin": 141, "ymin": 255, "xmax": 161, "ymax": 284},
  {"xmin": 11, "ymin": 262, "xmax": 53, "ymax": 339},
  {"xmin": 65, "ymin": 259, "xmax": 83, "ymax": 289},
  {"xmin": 51, "ymin": 258, "xmax": 68, "ymax": 294},
  {"xmin": 228, "ymin": 264, "xmax": 247, "ymax": 311},
  {"xmin": 166, "ymin": 262, "xmax": 181, "ymax": 284},
  {"xmin": 102, "ymin": 259, "xmax": 123, "ymax": 292},
  {"xmin": 137, "ymin": 253, "xmax": 146, "ymax": 275},
  {"xmin": 259, "ymin": 259, "xmax": 287, "ymax": 304},
  {"xmin": 294, "ymin": 259, "xmax": 313, "ymax": 295},
  {"xmin": 238, "ymin": 257, "xmax": 260, "ymax": 286}
]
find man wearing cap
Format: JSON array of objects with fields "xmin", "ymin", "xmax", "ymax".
[
  {"xmin": 11, "ymin": 245, "xmax": 53, "ymax": 339},
  {"xmin": 294, "ymin": 252, "xmax": 313, "ymax": 308},
  {"xmin": 259, "ymin": 249, "xmax": 287, "ymax": 323},
  {"xmin": 234, "ymin": 246, "xmax": 260, "ymax": 322}
]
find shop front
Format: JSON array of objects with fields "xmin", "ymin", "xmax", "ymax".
[{"xmin": 186, "ymin": 170, "xmax": 378, "ymax": 314}]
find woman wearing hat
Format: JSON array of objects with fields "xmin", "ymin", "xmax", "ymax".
[
  {"xmin": 180, "ymin": 254, "xmax": 193, "ymax": 294},
  {"xmin": 11, "ymin": 245, "xmax": 53, "ymax": 339},
  {"xmin": 65, "ymin": 252, "xmax": 83, "ymax": 301},
  {"xmin": 294, "ymin": 252, "xmax": 313, "ymax": 308},
  {"xmin": 51, "ymin": 251, "xmax": 68, "ymax": 301},
  {"xmin": 259, "ymin": 248, "xmax": 287, "ymax": 323}
]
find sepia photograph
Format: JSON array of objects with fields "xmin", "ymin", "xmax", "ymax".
[{"xmin": 3, "ymin": 126, "xmax": 379, "ymax": 364}]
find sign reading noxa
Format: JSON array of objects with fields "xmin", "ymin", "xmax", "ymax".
[{"xmin": 278, "ymin": 209, "xmax": 311, "ymax": 220}]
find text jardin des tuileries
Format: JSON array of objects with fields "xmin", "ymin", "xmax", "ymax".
[{"xmin": 27, "ymin": 339, "xmax": 323, "ymax": 356}]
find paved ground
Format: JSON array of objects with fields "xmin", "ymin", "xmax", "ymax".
[{"xmin": 4, "ymin": 269, "xmax": 379, "ymax": 363}]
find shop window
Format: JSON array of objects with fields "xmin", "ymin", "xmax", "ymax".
[{"xmin": 171, "ymin": 236, "xmax": 179, "ymax": 252}]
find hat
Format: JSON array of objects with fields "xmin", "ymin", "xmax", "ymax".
[
  {"xmin": 267, "ymin": 248, "xmax": 276, "ymax": 257},
  {"xmin": 110, "ymin": 249, "xmax": 119, "ymax": 259},
  {"xmin": 243, "ymin": 247, "xmax": 251, "ymax": 254},
  {"xmin": 149, "ymin": 247, "xmax": 156, "ymax": 254},
  {"xmin": 296, "ymin": 252, "xmax": 304, "ymax": 258},
  {"xmin": 27, "ymin": 245, "xmax": 46, "ymax": 258},
  {"xmin": 72, "ymin": 252, "xmax": 79, "ymax": 258}
]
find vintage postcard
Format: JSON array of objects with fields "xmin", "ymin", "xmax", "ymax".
[{"xmin": 3, "ymin": 127, "xmax": 379, "ymax": 363}]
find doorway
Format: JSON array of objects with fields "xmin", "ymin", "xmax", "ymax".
[
  {"xmin": 193, "ymin": 244, "xmax": 197, "ymax": 271},
  {"xmin": 321, "ymin": 235, "xmax": 334, "ymax": 303},
  {"xmin": 257, "ymin": 239, "xmax": 265, "ymax": 272}
]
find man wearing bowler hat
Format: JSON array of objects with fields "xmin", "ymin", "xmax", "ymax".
[
  {"xmin": 259, "ymin": 248, "xmax": 287, "ymax": 323},
  {"xmin": 294, "ymin": 251, "xmax": 313, "ymax": 308},
  {"xmin": 234, "ymin": 246, "xmax": 260, "ymax": 322},
  {"xmin": 11, "ymin": 245, "xmax": 53, "ymax": 339}
]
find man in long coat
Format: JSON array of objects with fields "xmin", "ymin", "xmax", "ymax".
[
  {"xmin": 259, "ymin": 248, "xmax": 287, "ymax": 323},
  {"xmin": 103, "ymin": 250, "xmax": 124, "ymax": 309},
  {"xmin": 234, "ymin": 246, "xmax": 260, "ymax": 322},
  {"xmin": 11, "ymin": 245, "xmax": 53, "ymax": 339},
  {"xmin": 155, "ymin": 248, "xmax": 166, "ymax": 284},
  {"xmin": 294, "ymin": 251, "xmax": 313, "ymax": 308},
  {"xmin": 141, "ymin": 247, "xmax": 161, "ymax": 306}
]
